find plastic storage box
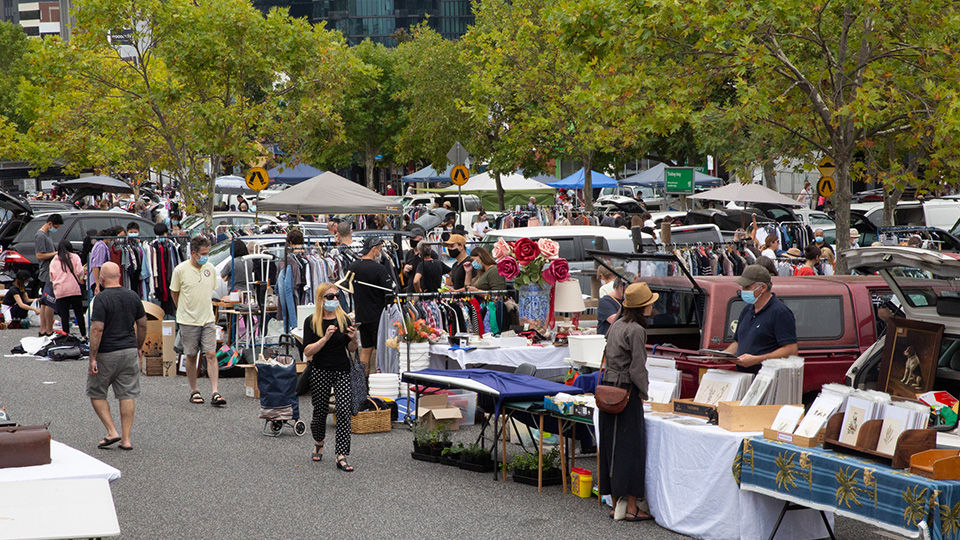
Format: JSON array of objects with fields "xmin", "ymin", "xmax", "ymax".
[
  {"xmin": 568, "ymin": 335, "xmax": 606, "ymax": 367},
  {"xmin": 446, "ymin": 389, "xmax": 478, "ymax": 426}
]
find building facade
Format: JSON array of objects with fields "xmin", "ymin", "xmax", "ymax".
[
  {"xmin": 12, "ymin": 0, "xmax": 73, "ymax": 40},
  {"xmin": 253, "ymin": 0, "xmax": 474, "ymax": 45}
]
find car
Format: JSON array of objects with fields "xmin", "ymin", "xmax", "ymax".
[
  {"xmin": 481, "ymin": 226, "xmax": 634, "ymax": 293},
  {"xmin": 851, "ymin": 199, "xmax": 960, "ymax": 230},
  {"xmin": 400, "ymin": 193, "xmax": 482, "ymax": 212},
  {"xmin": 599, "ymin": 185, "xmax": 663, "ymax": 210},
  {"xmin": 1, "ymin": 210, "xmax": 158, "ymax": 279},
  {"xmin": 593, "ymin": 251, "xmax": 891, "ymax": 402},
  {"xmin": 180, "ymin": 212, "xmax": 283, "ymax": 237}
]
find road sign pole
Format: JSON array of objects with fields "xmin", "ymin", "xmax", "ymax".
[{"xmin": 458, "ymin": 184, "xmax": 463, "ymax": 226}]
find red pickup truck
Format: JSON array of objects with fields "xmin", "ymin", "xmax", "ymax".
[{"xmin": 590, "ymin": 251, "xmax": 892, "ymax": 402}]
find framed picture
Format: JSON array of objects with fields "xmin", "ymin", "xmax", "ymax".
[{"xmin": 879, "ymin": 318, "xmax": 944, "ymax": 399}]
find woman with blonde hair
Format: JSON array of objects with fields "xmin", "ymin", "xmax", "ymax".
[
  {"xmin": 302, "ymin": 282, "xmax": 359, "ymax": 471},
  {"xmin": 820, "ymin": 246, "xmax": 836, "ymax": 276}
]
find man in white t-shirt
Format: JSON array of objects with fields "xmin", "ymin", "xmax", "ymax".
[{"xmin": 472, "ymin": 210, "xmax": 490, "ymax": 239}]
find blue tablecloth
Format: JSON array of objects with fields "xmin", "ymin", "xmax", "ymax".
[{"xmin": 735, "ymin": 437, "xmax": 960, "ymax": 539}]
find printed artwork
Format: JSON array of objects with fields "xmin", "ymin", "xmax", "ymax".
[
  {"xmin": 840, "ymin": 406, "xmax": 865, "ymax": 446},
  {"xmin": 876, "ymin": 418, "xmax": 903, "ymax": 456},
  {"xmin": 697, "ymin": 381, "xmax": 732, "ymax": 406},
  {"xmin": 879, "ymin": 319, "xmax": 943, "ymax": 399}
]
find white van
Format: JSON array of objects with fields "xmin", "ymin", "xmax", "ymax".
[{"xmin": 851, "ymin": 199, "xmax": 960, "ymax": 230}]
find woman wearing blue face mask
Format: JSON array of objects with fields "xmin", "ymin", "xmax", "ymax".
[
  {"xmin": 302, "ymin": 282, "xmax": 358, "ymax": 471},
  {"xmin": 466, "ymin": 247, "xmax": 505, "ymax": 292}
]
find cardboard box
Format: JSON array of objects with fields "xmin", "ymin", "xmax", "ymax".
[
  {"xmin": 717, "ymin": 401, "xmax": 800, "ymax": 432},
  {"xmin": 417, "ymin": 394, "xmax": 462, "ymax": 431}
]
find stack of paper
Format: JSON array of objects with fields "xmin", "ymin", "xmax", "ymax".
[
  {"xmin": 875, "ymin": 401, "xmax": 930, "ymax": 456},
  {"xmin": 646, "ymin": 357, "xmax": 681, "ymax": 403},
  {"xmin": 694, "ymin": 369, "xmax": 754, "ymax": 406},
  {"xmin": 838, "ymin": 390, "xmax": 891, "ymax": 446},
  {"xmin": 770, "ymin": 405, "xmax": 806, "ymax": 433},
  {"xmin": 794, "ymin": 386, "xmax": 849, "ymax": 438},
  {"xmin": 740, "ymin": 356, "xmax": 805, "ymax": 406}
]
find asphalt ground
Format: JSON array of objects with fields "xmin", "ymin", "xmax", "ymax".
[{"xmin": 0, "ymin": 327, "xmax": 882, "ymax": 539}]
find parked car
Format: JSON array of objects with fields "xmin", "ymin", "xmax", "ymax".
[
  {"xmin": 1, "ymin": 210, "xmax": 157, "ymax": 278},
  {"xmin": 598, "ymin": 185, "xmax": 662, "ymax": 210},
  {"xmin": 850, "ymin": 199, "xmax": 960, "ymax": 230},
  {"xmin": 592, "ymin": 251, "xmax": 890, "ymax": 402},
  {"xmin": 180, "ymin": 212, "xmax": 283, "ymax": 237}
]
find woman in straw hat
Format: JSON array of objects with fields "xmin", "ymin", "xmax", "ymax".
[{"xmin": 599, "ymin": 282, "xmax": 658, "ymax": 522}]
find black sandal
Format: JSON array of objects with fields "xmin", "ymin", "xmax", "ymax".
[
  {"xmin": 312, "ymin": 442, "xmax": 324, "ymax": 462},
  {"xmin": 211, "ymin": 392, "xmax": 226, "ymax": 407},
  {"xmin": 336, "ymin": 456, "xmax": 354, "ymax": 472},
  {"xmin": 189, "ymin": 391, "xmax": 204, "ymax": 404}
]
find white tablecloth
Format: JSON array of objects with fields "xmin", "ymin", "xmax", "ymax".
[
  {"xmin": 429, "ymin": 344, "xmax": 569, "ymax": 374},
  {"xmin": 643, "ymin": 414, "xmax": 832, "ymax": 540},
  {"xmin": 0, "ymin": 441, "xmax": 121, "ymax": 483}
]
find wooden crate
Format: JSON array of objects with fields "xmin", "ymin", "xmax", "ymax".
[
  {"xmin": 717, "ymin": 401, "xmax": 797, "ymax": 432},
  {"xmin": 763, "ymin": 428, "xmax": 824, "ymax": 448},
  {"xmin": 141, "ymin": 355, "xmax": 164, "ymax": 376}
]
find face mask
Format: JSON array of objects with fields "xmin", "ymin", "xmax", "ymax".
[
  {"xmin": 410, "ymin": 239, "xmax": 420, "ymax": 250},
  {"xmin": 51, "ymin": 226, "xmax": 58, "ymax": 233},
  {"xmin": 324, "ymin": 299, "xmax": 340, "ymax": 311},
  {"xmin": 197, "ymin": 256, "xmax": 209, "ymax": 265},
  {"xmin": 448, "ymin": 248, "xmax": 460, "ymax": 258},
  {"xmin": 128, "ymin": 232, "xmax": 138, "ymax": 237},
  {"xmin": 472, "ymin": 260, "xmax": 482, "ymax": 271},
  {"xmin": 815, "ymin": 236, "xmax": 823, "ymax": 243},
  {"xmin": 740, "ymin": 286, "xmax": 761, "ymax": 305},
  {"xmin": 172, "ymin": 221, "xmax": 179, "ymax": 227},
  {"xmin": 251, "ymin": 205, "xmax": 257, "ymax": 212}
]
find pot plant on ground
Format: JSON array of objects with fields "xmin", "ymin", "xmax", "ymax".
[
  {"xmin": 428, "ymin": 426, "xmax": 453, "ymax": 457},
  {"xmin": 511, "ymin": 446, "xmax": 562, "ymax": 486},
  {"xmin": 411, "ymin": 421, "xmax": 437, "ymax": 463},
  {"xmin": 440, "ymin": 442, "xmax": 465, "ymax": 466},
  {"xmin": 458, "ymin": 442, "xmax": 496, "ymax": 473}
]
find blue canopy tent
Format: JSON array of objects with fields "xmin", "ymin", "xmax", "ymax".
[
  {"xmin": 265, "ymin": 163, "xmax": 324, "ymax": 185},
  {"xmin": 549, "ymin": 168, "xmax": 618, "ymax": 189},
  {"xmin": 402, "ymin": 164, "xmax": 455, "ymax": 183},
  {"xmin": 620, "ymin": 162, "xmax": 723, "ymax": 188}
]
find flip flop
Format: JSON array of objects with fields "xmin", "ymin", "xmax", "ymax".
[
  {"xmin": 118, "ymin": 444, "xmax": 133, "ymax": 451},
  {"xmin": 622, "ymin": 511, "xmax": 653, "ymax": 522},
  {"xmin": 97, "ymin": 436, "xmax": 121, "ymax": 449}
]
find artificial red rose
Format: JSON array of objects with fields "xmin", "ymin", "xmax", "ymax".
[
  {"xmin": 497, "ymin": 256, "xmax": 520, "ymax": 280},
  {"xmin": 542, "ymin": 258, "xmax": 570, "ymax": 285},
  {"xmin": 513, "ymin": 237, "xmax": 541, "ymax": 265}
]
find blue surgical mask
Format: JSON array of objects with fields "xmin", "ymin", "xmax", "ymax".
[
  {"xmin": 740, "ymin": 285, "xmax": 761, "ymax": 305},
  {"xmin": 50, "ymin": 226, "xmax": 58, "ymax": 233},
  {"xmin": 815, "ymin": 236, "xmax": 823, "ymax": 243},
  {"xmin": 197, "ymin": 256, "xmax": 209, "ymax": 265},
  {"xmin": 324, "ymin": 299, "xmax": 340, "ymax": 311},
  {"xmin": 472, "ymin": 261, "xmax": 482, "ymax": 271},
  {"xmin": 128, "ymin": 232, "xmax": 138, "ymax": 237}
]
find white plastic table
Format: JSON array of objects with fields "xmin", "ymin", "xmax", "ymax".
[
  {"xmin": 0, "ymin": 440, "xmax": 121, "ymax": 484},
  {"xmin": 0, "ymin": 478, "xmax": 120, "ymax": 539}
]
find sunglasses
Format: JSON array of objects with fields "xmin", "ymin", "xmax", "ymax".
[{"xmin": 323, "ymin": 293, "xmax": 338, "ymax": 300}]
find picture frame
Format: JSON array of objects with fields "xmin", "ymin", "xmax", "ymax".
[{"xmin": 879, "ymin": 318, "xmax": 944, "ymax": 399}]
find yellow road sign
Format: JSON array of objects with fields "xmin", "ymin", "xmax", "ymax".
[
  {"xmin": 245, "ymin": 167, "xmax": 270, "ymax": 191},
  {"xmin": 818, "ymin": 157, "xmax": 836, "ymax": 178},
  {"xmin": 451, "ymin": 165, "xmax": 469, "ymax": 186},
  {"xmin": 817, "ymin": 176, "xmax": 835, "ymax": 198}
]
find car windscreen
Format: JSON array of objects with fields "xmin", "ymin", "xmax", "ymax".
[{"xmin": 885, "ymin": 271, "xmax": 960, "ymax": 309}]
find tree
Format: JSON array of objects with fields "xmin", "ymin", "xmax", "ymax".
[
  {"xmin": 0, "ymin": 21, "xmax": 31, "ymax": 134},
  {"xmin": 19, "ymin": 0, "xmax": 347, "ymax": 229}
]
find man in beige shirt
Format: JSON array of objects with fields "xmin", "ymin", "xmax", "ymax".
[{"xmin": 170, "ymin": 236, "xmax": 224, "ymax": 407}]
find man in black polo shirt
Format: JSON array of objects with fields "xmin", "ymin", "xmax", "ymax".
[{"xmin": 721, "ymin": 264, "xmax": 798, "ymax": 373}]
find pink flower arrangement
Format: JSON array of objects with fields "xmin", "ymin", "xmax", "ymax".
[
  {"xmin": 513, "ymin": 238, "xmax": 541, "ymax": 265},
  {"xmin": 497, "ymin": 256, "xmax": 521, "ymax": 280},
  {"xmin": 492, "ymin": 238, "xmax": 513, "ymax": 260},
  {"xmin": 541, "ymin": 258, "xmax": 570, "ymax": 285},
  {"xmin": 491, "ymin": 236, "xmax": 568, "ymax": 288},
  {"xmin": 537, "ymin": 238, "xmax": 560, "ymax": 260}
]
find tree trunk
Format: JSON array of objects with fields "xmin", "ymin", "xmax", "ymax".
[
  {"xmin": 494, "ymin": 171, "xmax": 505, "ymax": 211},
  {"xmin": 833, "ymin": 154, "xmax": 852, "ymax": 274},
  {"xmin": 882, "ymin": 187, "xmax": 903, "ymax": 228},
  {"xmin": 762, "ymin": 160, "xmax": 777, "ymax": 191},
  {"xmin": 364, "ymin": 142, "xmax": 379, "ymax": 191},
  {"xmin": 583, "ymin": 152, "xmax": 594, "ymax": 212}
]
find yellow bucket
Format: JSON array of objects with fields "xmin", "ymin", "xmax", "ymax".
[{"xmin": 571, "ymin": 468, "xmax": 592, "ymax": 498}]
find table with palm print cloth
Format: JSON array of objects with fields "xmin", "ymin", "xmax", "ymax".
[{"xmin": 735, "ymin": 437, "xmax": 960, "ymax": 539}]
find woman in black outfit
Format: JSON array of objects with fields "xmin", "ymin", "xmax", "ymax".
[
  {"xmin": 3, "ymin": 270, "xmax": 39, "ymax": 321},
  {"xmin": 599, "ymin": 282, "xmax": 658, "ymax": 522},
  {"xmin": 302, "ymin": 282, "xmax": 359, "ymax": 472}
]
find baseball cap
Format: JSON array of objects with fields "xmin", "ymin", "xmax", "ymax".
[
  {"xmin": 735, "ymin": 264, "xmax": 773, "ymax": 288},
  {"xmin": 361, "ymin": 237, "xmax": 384, "ymax": 255},
  {"xmin": 446, "ymin": 234, "xmax": 467, "ymax": 246}
]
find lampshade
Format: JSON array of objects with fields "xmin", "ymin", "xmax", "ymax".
[{"xmin": 554, "ymin": 279, "xmax": 586, "ymax": 313}]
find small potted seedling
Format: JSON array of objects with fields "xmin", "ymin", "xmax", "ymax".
[
  {"xmin": 511, "ymin": 446, "xmax": 562, "ymax": 486},
  {"xmin": 410, "ymin": 421, "xmax": 437, "ymax": 463},
  {"xmin": 440, "ymin": 442, "xmax": 465, "ymax": 466},
  {"xmin": 458, "ymin": 442, "xmax": 496, "ymax": 473}
]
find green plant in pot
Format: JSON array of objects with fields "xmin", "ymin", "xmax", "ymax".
[
  {"xmin": 440, "ymin": 442, "xmax": 465, "ymax": 465},
  {"xmin": 411, "ymin": 421, "xmax": 430, "ymax": 455},
  {"xmin": 427, "ymin": 427, "xmax": 449, "ymax": 457},
  {"xmin": 511, "ymin": 446, "xmax": 563, "ymax": 486},
  {"xmin": 460, "ymin": 443, "xmax": 492, "ymax": 465}
]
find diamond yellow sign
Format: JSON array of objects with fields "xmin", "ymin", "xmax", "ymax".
[
  {"xmin": 245, "ymin": 167, "xmax": 270, "ymax": 191},
  {"xmin": 451, "ymin": 165, "xmax": 469, "ymax": 186},
  {"xmin": 817, "ymin": 157, "xmax": 836, "ymax": 178}
]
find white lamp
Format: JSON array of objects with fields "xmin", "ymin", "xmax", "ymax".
[{"xmin": 554, "ymin": 279, "xmax": 586, "ymax": 332}]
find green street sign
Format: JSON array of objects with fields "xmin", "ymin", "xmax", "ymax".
[{"xmin": 665, "ymin": 167, "xmax": 695, "ymax": 194}]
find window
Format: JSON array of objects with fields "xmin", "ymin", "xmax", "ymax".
[
  {"xmin": 647, "ymin": 289, "xmax": 702, "ymax": 328},
  {"xmin": 724, "ymin": 295, "xmax": 844, "ymax": 342}
]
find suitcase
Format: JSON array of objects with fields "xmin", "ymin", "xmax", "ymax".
[{"xmin": 0, "ymin": 424, "xmax": 51, "ymax": 468}]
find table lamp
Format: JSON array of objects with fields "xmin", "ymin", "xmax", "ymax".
[{"xmin": 554, "ymin": 279, "xmax": 586, "ymax": 333}]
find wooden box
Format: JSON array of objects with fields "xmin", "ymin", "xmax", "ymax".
[
  {"xmin": 718, "ymin": 401, "xmax": 799, "ymax": 433},
  {"xmin": 823, "ymin": 412, "xmax": 936, "ymax": 469},
  {"xmin": 673, "ymin": 398, "xmax": 718, "ymax": 421},
  {"xmin": 141, "ymin": 355, "xmax": 164, "ymax": 376},
  {"xmin": 910, "ymin": 450, "xmax": 960, "ymax": 480},
  {"xmin": 650, "ymin": 401, "xmax": 673, "ymax": 413},
  {"xmin": 763, "ymin": 428, "xmax": 824, "ymax": 448}
]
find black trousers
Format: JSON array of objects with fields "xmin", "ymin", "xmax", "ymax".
[
  {"xmin": 56, "ymin": 295, "xmax": 86, "ymax": 337},
  {"xmin": 310, "ymin": 368, "xmax": 353, "ymax": 456}
]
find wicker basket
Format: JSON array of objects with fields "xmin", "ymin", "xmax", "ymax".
[{"xmin": 334, "ymin": 399, "xmax": 392, "ymax": 434}]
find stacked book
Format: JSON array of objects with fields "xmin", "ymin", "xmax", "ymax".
[
  {"xmin": 740, "ymin": 357, "xmax": 805, "ymax": 406},
  {"xmin": 693, "ymin": 369, "xmax": 754, "ymax": 406},
  {"xmin": 794, "ymin": 384, "xmax": 854, "ymax": 438},
  {"xmin": 646, "ymin": 357, "xmax": 682, "ymax": 404}
]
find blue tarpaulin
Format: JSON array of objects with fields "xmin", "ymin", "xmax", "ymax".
[
  {"xmin": 401, "ymin": 164, "xmax": 455, "ymax": 183},
  {"xmin": 548, "ymin": 168, "xmax": 618, "ymax": 189},
  {"xmin": 265, "ymin": 163, "xmax": 324, "ymax": 185}
]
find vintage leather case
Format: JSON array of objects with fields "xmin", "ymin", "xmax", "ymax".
[{"xmin": 0, "ymin": 424, "xmax": 51, "ymax": 468}]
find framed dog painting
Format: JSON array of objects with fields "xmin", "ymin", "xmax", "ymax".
[{"xmin": 879, "ymin": 318, "xmax": 943, "ymax": 399}]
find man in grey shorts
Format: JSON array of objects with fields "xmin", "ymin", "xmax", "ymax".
[{"xmin": 88, "ymin": 262, "xmax": 147, "ymax": 450}]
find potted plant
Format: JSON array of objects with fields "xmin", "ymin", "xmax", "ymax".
[
  {"xmin": 440, "ymin": 442, "xmax": 465, "ymax": 466},
  {"xmin": 511, "ymin": 446, "xmax": 563, "ymax": 486},
  {"xmin": 410, "ymin": 421, "xmax": 437, "ymax": 463},
  {"xmin": 386, "ymin": 316, "xmax": 443, "ymax": 376},
  {"xmin": 458, "ymin": 442, "xmax": 496, "ymax": 473},
  {"xmin": 427, "ymin": 426, "xmax": 452, "ymax": 458}
]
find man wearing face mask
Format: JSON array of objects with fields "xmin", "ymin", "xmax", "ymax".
[
  {"xmin": 126, "ymin": 222, "xmax": 140, "ymax": 238},
  {"xmin": 35, "ymin": 213, "xmax": 63, "ymax": 337},
  {"xmin": 721, "ymin": 265, "xmax": 798, "ymax": 374},
  {"xmin": 170, "ymin": 236, "xmax": 224, "ymax": 407},
  {"xmin": 413, "ymin": 242, "xmax": 449, "ymax": 293},
  {"xmin": 445, "ymin": 234, "xmax": 471, "ymax": 291},
  {"xmin": 348, "ymin": 237, "xmax": 394, "ymax": 376},
  {"xmin": 813, "ymin": 228, "xmax": 834, "ymax": 256}
]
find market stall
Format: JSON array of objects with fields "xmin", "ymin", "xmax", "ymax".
[
  {"xmin": 434, "ymin": 171, "xmax": 556, "ymax": 209},
  {"xmin": 428, "ymin": 343, "xmax": 569, "ymax": 378}
]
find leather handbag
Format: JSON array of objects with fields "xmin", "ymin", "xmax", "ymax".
[
  {"xmin": 595, "ymin": 353, "xmax": 630, "ymax": 414},
  {"xmin": 0, "ymin": 424, "xmax": 52, "ymax": 468}
]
